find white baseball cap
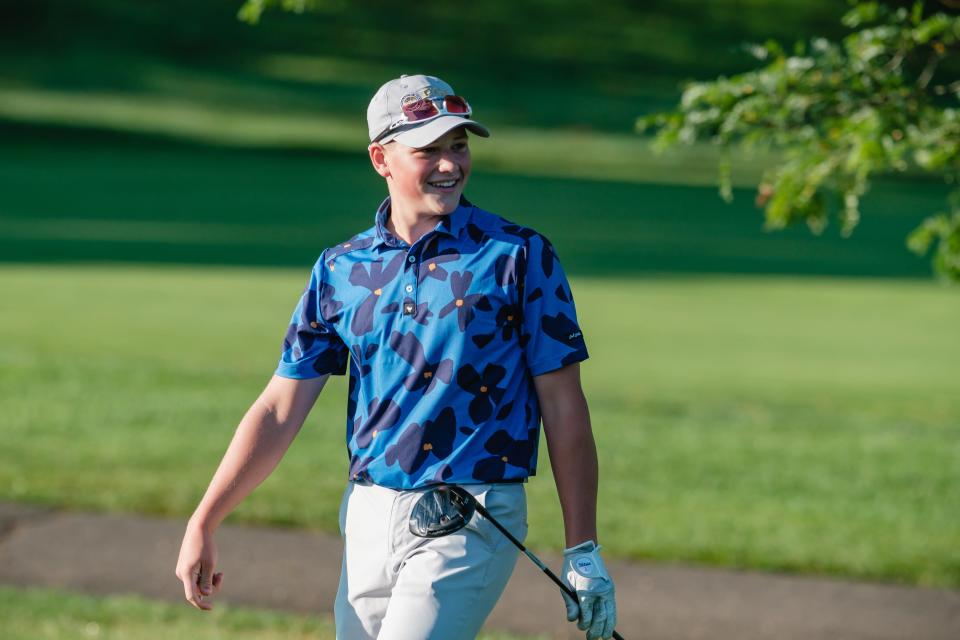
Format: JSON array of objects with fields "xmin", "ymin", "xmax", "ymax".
[{"xmin": 367, "ymin": 74, "xmax": 490, "ymax": 148}]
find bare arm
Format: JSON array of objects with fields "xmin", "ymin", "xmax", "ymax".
[
  {"xmin": 175, "ymin": 373, "xmax": 330, "ymax": 609},
  {"xmin": 187, "ymin": 373, "xmax": 330, "ymax": 531},
  {"xmin": 533, "ymin": 363, "xmax": 598, "ymax": 547}
]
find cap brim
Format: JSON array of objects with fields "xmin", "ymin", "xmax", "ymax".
[{"xmin": 384, "ymin": 116, "xmax": 490, "ymax": 148}]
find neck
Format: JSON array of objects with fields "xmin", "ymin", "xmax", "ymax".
[{"xmin": 386, "ymin": 200, "xmax": 447, "ymax": 246}]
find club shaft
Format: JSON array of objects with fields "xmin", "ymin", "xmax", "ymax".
[{"xmin": 472, "ymin": 501, "xmax": 625, "ymax": 640}]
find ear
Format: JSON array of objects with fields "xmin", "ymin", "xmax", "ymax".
[{"xmin": 368, "ymin": 143, "xmax": 391, "ymax": 178}]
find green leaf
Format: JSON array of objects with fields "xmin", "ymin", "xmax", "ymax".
[
  {"xmin": 913, "ymin": 14, "xmax": 955, "ymax": 44},
  {"xmin": 237, "ymin": 0, "xmax": 265, "ymax": 24},
  {"xmin": 639, "ymin": 0, "xmax": 960, "ymax": 282},
  {"xmin": 910, "ymin": 1, "xmax": 923, "ymax": 27},
  {"xmin": 842, "ymin": 1, "xmax": 881, "ymax": 29}
]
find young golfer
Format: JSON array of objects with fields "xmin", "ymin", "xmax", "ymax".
[{"xmin": 175, "ymin": 74, "xmax": 617, "ymax": 640}]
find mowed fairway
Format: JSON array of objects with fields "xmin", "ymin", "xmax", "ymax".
[
  {"xmin": 2, "ymin": 265, "xmax": 957, "ymax": 587},
  {"xmin": 0, "ymin": 586, "xmax": 540, "ymax": 640}
]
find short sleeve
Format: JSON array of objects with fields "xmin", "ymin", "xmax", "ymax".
[
  {"xmin": 275, "ymin": 255, "xmax": 349, "ymax": 378},
  {"xmin": 518, "ymin": 233, "xmax": 589, "ymax": 376}
]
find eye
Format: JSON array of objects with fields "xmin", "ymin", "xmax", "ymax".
[{"xmin": 452, "ymin": 142, "xmax": 468, "ymax": 152}]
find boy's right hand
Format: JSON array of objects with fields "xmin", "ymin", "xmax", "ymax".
[{"xmin": 175, "ymin": 521, "xmax": 223, "ymax": 610}]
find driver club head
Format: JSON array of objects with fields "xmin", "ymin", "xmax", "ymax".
[{"xmin": 409, "ymin": 485, "xmax": 477, "ymax": 538}]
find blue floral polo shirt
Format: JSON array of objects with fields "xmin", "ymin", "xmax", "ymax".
[{"xmin": 275, "ymin": 196, "xmax": 588, "ymax": 489}]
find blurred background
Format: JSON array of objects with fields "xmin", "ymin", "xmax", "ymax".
[{"xmin": 1, "ymin": 1, "xmax": 958, "ymax": 638}]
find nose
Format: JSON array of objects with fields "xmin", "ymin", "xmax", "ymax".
[{"xmin": 437, "ymin": 150, "xmax": 457, "ymax": 173}]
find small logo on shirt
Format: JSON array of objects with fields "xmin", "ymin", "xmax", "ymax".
[
  {"xmin": 568, "ymin": 331, "xmax": 582, "ymax": 341},
  {"xmin": 403, "ymin": 302, "xmax": 416, "ymax": 316}
]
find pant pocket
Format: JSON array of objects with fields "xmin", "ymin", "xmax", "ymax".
[{"xmin": 476, "ymin": 484, "xmax": 527, "ymax": 550}]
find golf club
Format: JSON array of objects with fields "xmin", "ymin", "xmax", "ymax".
[{"xmin": 409, "ymin": 484, "xmax": 625, "ymax": 640}]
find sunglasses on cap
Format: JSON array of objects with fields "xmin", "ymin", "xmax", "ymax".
[{"xmin": 376, "ymin": 94, "xmax": 472, "ymax": 141}]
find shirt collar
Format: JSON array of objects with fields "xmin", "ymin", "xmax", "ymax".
[{"xmin": 373, "ymin": 195, "xmax": 473, "ymax": 249}]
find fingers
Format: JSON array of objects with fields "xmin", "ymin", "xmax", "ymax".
[
  {"xmin": 198, "ymin": 565, "xmax": 214, "ymax": 596},
  {"xmin": 177, "ymin": 563, "xmax": 211, "ymax": 611},
  {"xmin": 195, "ymin": 566, "xmax": 225, "ymax": 609},
  {"xmin": 601, "ymin": 596, "xmax": 616, "ymax": 639},
  {"xmin": 577, "ymin": 595, "xmax": 594, "ymax": 631},
  {"xmin": 562, "ymin": 590, "xmax": 579, "ymax": 622},
  {"xmin": 587, "ymin": 598, "xmax": 605, "ymax": 639},
  {"xmin": 177, "ymin": 564, "xmax": 223, "ymax": 610}
]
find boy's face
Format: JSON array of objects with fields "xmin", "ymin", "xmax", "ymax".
[{"xmin": 374, "ymin": 128, "xmax": 471, "ymax": 217}]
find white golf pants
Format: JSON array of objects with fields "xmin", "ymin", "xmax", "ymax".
[{"xmin": 334, "ymin": 481, "xmax": 528, "ymax": 640}]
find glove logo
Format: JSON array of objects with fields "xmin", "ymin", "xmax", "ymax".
[{"xmin": 574, "ymin": 556, "xmax": 596, "ymax": 576}]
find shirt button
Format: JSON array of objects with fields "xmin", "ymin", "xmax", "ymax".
[
  {"xmin": 405, "ymin": 284, "xmax": 414, "ymax": 293},
  {"xmin": 408, "ymin": 255, "xmax": 416, "ymax": 263}
]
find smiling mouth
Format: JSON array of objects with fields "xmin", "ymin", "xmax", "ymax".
[{"xmin": 428, "ymin": 177, "xmax": 459, "ymax": 189}]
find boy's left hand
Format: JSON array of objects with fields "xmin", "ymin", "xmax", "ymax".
[{"xmin": 561, "ymin": 540, "xmax": 617, "ymax": 640}]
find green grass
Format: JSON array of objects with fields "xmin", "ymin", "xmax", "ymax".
[
  {"xmin": 0, "ymin": 586, "xmax": 540, "ymax": 640},
  {"xmin": 2, "ymin": 265, "xmax": 958, "ymax": 587},
  {"xmin": 0, "ymin": 124, "xmax": 945, "ymax": 278},
  {"xmin": 0, "ymin": 84, "xmax": 780, "ymax": 187}
]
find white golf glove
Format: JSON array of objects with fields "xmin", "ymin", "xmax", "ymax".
[{"xmin": 562, "ymin": 540, "xmax": 617, "ymax": 640}]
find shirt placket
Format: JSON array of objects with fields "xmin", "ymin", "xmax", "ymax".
[
  {"xmin": 403, "ymin": 252, "xmax": 417, "ymax": 316},
  {"xmin": 392, "ymin": 231, "xmax": 444, "ymax": 320},
  {"xmin": 402, "ymin": 236, "xmax": 427, "ymax": 317}
]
